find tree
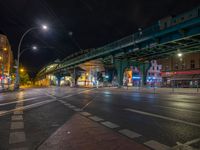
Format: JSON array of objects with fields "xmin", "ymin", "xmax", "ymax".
[{"xmin": 19, "ymin": 71, "xmax": 30, "ymax": 85}]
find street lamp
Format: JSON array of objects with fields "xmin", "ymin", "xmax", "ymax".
[
  {"xmin": 32, "ymin": 46, "xmax": 37, "ymax": 50},
  {"xmin": 14, "ymin": 24, "xmax": 48, "ymax": 89},
  {"xmin": 42, "ymin": 25, "xmax": 48, "ymax": 30},
  {"xmin": 177, "ymin": 53, "xmax": 183, "ymax": 57},
  {"xmin": 20, "ymin": 68, "xmax": 24, "ymax": 73},
  {"xmin": 19, "ymin": 46, "xmax": 38, "ymax": 59}
]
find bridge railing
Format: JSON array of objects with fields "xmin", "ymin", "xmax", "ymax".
[
  {"xmin": 58, "ymin": 7, "xmax": 200, "ymax": 69},
  {"xmin": 60, "ymin": 25, "xmax": 160, "ymax": 68}
]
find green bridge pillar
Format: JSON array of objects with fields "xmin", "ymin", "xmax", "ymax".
[
  {"xmin": 139, "ymin": 62, "xmax": 151, "ymax": 86},
  {"xmin": 115, "ymin": 59, "xmax": 129, "ymax": 87},
  {"xmin": 56, "ymin": 76, "xmax": 61, "ymax": 86},
  {"xmin": 55, "ymin": 72, "xmax": 62, "ymax": 86}
]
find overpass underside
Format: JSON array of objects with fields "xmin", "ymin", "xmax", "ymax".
[{"xmin": 36, "ymin": 11, "xmax": 200, "ymax": 87}]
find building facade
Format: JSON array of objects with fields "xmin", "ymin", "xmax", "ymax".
[
  {"xmin": 122, "ymin": 52, "xmax": 200, "ymax": 88},
  {"xmin": 0, "ymin": 34, "xmax": 14, "ymax": 85},
  {"xmin": 158, "ymin": 52, "xmax": 200, "ymax": 87}
]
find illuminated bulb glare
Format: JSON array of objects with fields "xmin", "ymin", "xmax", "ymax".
[
  {"xmin": 32, "ymin": 46, "xmax": 37, "ymax": 50},
  {"xmin": 177, "ymin": 53, "xmax": 182, "ymax": 57},
  {"xmin": 42, "ymin": 25, "xmax": 48, "ymax": 30},
  {"xmin": 20, "ymin": 68, "xmax": 24, "ymax": 72}
]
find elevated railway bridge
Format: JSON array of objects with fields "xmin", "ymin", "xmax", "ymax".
[{"xmin": 36, "ymin": 7, "xmax": 200, "ymax": 87}]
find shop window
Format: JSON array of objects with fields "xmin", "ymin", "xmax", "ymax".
[
  {"xmin": 165, "ymin": 66, "xmax": 169, "ymax": 71},
  {"xmin": 175, "ymin": 64, "xmax": 178, "ymax": 70},
  {"xmin": 190, "ymin": 60, "xmax": 195, "ymax": 69},
  {"xmin": 181, "ymin": 63, "xmax": 185, "ymax": 70}
]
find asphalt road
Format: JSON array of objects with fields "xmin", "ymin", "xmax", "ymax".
[{"xmin": 0, "ymin": 87, "xmax": 199, "ymax": 150}]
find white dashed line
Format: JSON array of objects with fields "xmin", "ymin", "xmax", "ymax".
[
  {"xmin": 185, "ymin": 138, "xmax": 200, "ymax": 145},
  {"xmin": 14, "ymin": 110, "xmax": 23, "ymax": 115},
  {"xmin": 80, "ymin": 112, "xmax": 91, "ymax": 116},
  {"xmin": 11, "ymin": 122, "xmax": 24, "ymax": 130},
  {"xmin": 9, "ymin": 132, "xmax": 26, "ymax": 144},
  {"xmin": 144, "ymin": 140, "xmax": 170, "ymax": 150},
  {"xmin": 155, "ymin": 105, "xmax": 200, "ymax": 114},
  {"xmin": 125, "ymin": 108, "xmax": 200, "ymax": 128},
  {"xmin": 118, "ymin": 129, "xmax": 141, "ymax": 139},
  {"xmin": 89, "ymin": 116, "xmax": 104, "ymax": 122},
  {"xmin": 101, "ymin": 121, "xmax": 120, "ymax": 129},
  {"xmin": 64, "ymin": 103, "xmax": 71, "ymax": 106},
  {"xmin": 11, "ymin": 115, "xmax": 23, "ymax": 121},
  {"xmin": 10, "ymin": 147, "xmax": 29, "ymax": 150},
  {"xmin": 73, "ymin": 108, "xmax": 82, "ymax": 112},
  {"xmin": 0, "ymin": 96, "xmax": 47, "ymax": 106},
  {"xmin": 68, "ymin": 105, "xmax": 76, "ymax": 109}
]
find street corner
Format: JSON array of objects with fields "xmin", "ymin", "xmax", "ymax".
[{"xmin": 37, "ymin": 113, "xmax": 150, "ymax": 150}]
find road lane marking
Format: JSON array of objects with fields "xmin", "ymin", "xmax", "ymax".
[
  {"xmin": 11, "ymin": 115, "xmax": 23, "ymax": 121},
  {"xmin": 80, "ymin": 112, "xmax": 91, "ymax": 116},
  {"xmin": 81, "ymin": 100, "xmax": 93, "ymax": 110},
  {"xmin": 10, "ymin": 147, "xmax": 28, "ymax": 150},
  {"xmin": 0, "ymin": 99, "xmax": 56, "ymax": 117},
  {"xmin": 9, "ymin": 132, "xmax": 26, "ymax": 144},
  {"xmin": 89, "ymin": 116, "xmax": 104, "ymax": 122},
  {"xmin": 0, "ymin": 96, "xmax": 48, "ymax": 106},
  {"xmin": 11, "ymin": 122, "xmax": 24, "ymax": 130},
  {"xmin": 125, "ymin": 108, "xmax": 200, "ymax": 128},
  {"xmin": 68, "ymin": 105, "xmax": 76, "ymax": 109},
  {"xmin": 155, "ymin": 105, "xmax": 200, "ymax": 114},
  {"xmin": 173, "ymin": 138, "xmax": 200, "ymax": 149},
  {"xmin": 101, "ymin": 121, "xmax": 120, "ymax": 129},
  {"xmin": 61, "ymin": 89, "xmax": 95, "ymax": 99},
  {"xmin": 118, "ymin": 129, "xmax": 141, "ymax": 139},
  {"xmin": 73, "ymin": 108, "xmax": 82, "ymax": 112},
  {"xmin": 144, "ymin": 140, "xmax": 170, "ymax": 150},
  {"xmin": 13, "ymin": 110, "xmax": 23, "ymax": 115},
  {"xmin": 64, "ymin": 103, "xmax": 71, "ymax": 106},
  {"xmin": 0, "ymin": 111, "xmax": 6, "ymax": 114},
  {"xmin": 1, "ymin": 89, "xmax": 94, "ymax": 117},
  {"xmin": 185, "ymin": 138, "xmax": 200, "ymax": 145}
]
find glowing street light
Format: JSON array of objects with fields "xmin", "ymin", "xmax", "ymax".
[
  {"xmin": 177, "ymin": 53, "xmax": 183, "ymax": 57},
  {"xmin": 20, "ymin": 68, "xmax": 24, "ymax": 73},
  {"xmin": 32, "ymin": 46, "xmax": 38, "ymax": 50},
  {"xmin": 14, "ymin": 24, "xmax": 49, "ymax": 89},
  {"xmin": 42, "ymin": 25, "xmax": 48, "ymax": 30}
]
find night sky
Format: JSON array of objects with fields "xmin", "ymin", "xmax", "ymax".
[{"xmin": 0, "ymin": 0, "xmax": 200, "ymax": 77}]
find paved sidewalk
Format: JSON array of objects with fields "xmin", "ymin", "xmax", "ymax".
[{"xmin": 38, "ymin": 114, "xmax": 149, "ymax": 150}]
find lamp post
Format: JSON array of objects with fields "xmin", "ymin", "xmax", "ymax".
[{"xmin": 14, "ymin": 25, "xmax": 48, "ymax": 90}]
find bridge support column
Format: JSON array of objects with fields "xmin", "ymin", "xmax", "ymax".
[
  {"xmin": 70, "ymin": 67, "xmax": 81, "ymax": 87},
  {"xmin": 56, "ymin": 76, "xmax": 61, "ymax": 86},
  {"xmin": 115, "ymin": 59, "xmax": 129, "ymax": 87},
  {"xmin": 139, "ymin": 62, "xmax": 151, "ymax": 87}
]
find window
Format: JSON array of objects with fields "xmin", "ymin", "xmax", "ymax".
[
  {"xmin": 175, "ymin": 64, "xmax": 178, "ymax": 70},
  {"xmin": 190, "ymin": 60, "xmax": 195, "ymax": 69},
  {"xmin": 181, "ymin": 63, "xmax": 185, "ymax": 70},
  {"xmin": 165, "ymin": 66, "xmax": 169, "ymax": 71}
]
